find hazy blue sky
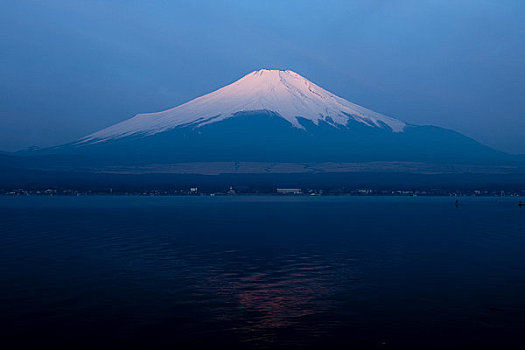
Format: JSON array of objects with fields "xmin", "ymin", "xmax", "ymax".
[{"xmin": 1, "ymin": 0, "xmax": 524, "ymax": 153}]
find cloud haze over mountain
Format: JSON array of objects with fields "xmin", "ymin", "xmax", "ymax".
[{"xmin": 1, "ymin": 0, "xmax": 524, "ymax": 153}]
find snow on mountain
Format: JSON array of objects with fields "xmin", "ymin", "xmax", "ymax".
[{"xmin": 81, "ymin": 69, "xmax": 406, "ymax": 143}]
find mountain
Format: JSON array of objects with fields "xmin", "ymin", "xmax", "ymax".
[
  {"xmin": 40, "ymin": 68, "xmax": 503, "ymax": 165},
  {"xmin": 8, "ymin": 67, "xmax": 518, "ymax": 174}
]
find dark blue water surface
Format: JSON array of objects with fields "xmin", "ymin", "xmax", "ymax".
[{"xmin": 0, "ymin": 196, "xmax": 524, "ymax": 349}]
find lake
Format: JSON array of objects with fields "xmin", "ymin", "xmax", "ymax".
[{"xmin": 0, "ymin": 196, "xmax": 524, "ymax": 349}]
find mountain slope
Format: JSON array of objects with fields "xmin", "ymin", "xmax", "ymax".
[{"xmin": 43, "ymin": 111, "xmax": 504, "ymax": 166}]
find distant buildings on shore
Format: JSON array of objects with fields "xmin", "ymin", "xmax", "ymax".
[
  {"xmin": 1, "ymin": 187, "xmax": 524, "ymax": 197},
  {"xmin": 276, "ymin": 188, "xmax": 302, "ymax": 195}
]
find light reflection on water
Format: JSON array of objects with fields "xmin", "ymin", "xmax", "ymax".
[{"xmin": 203, "ymin": 254, "xmax": 348, "ymax": 333}]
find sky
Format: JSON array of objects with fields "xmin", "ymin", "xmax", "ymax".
[{"xmin": 1, "ymin": 0, "xmax": 524, "ymax": 153}]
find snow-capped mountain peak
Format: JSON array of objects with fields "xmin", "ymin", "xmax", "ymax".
[{"xmin": 82, "ymin": 69, "xmax": 406, "ymax": 143}]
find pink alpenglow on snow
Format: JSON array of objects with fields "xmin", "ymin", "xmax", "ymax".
[{"xmin": 82, "ymin": 69, "xmax": 406, "ymax": 143}]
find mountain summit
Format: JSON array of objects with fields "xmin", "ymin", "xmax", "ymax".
[{"xmin": 82, "ymin": 69, "xmax": 405, "ymax": 143}]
